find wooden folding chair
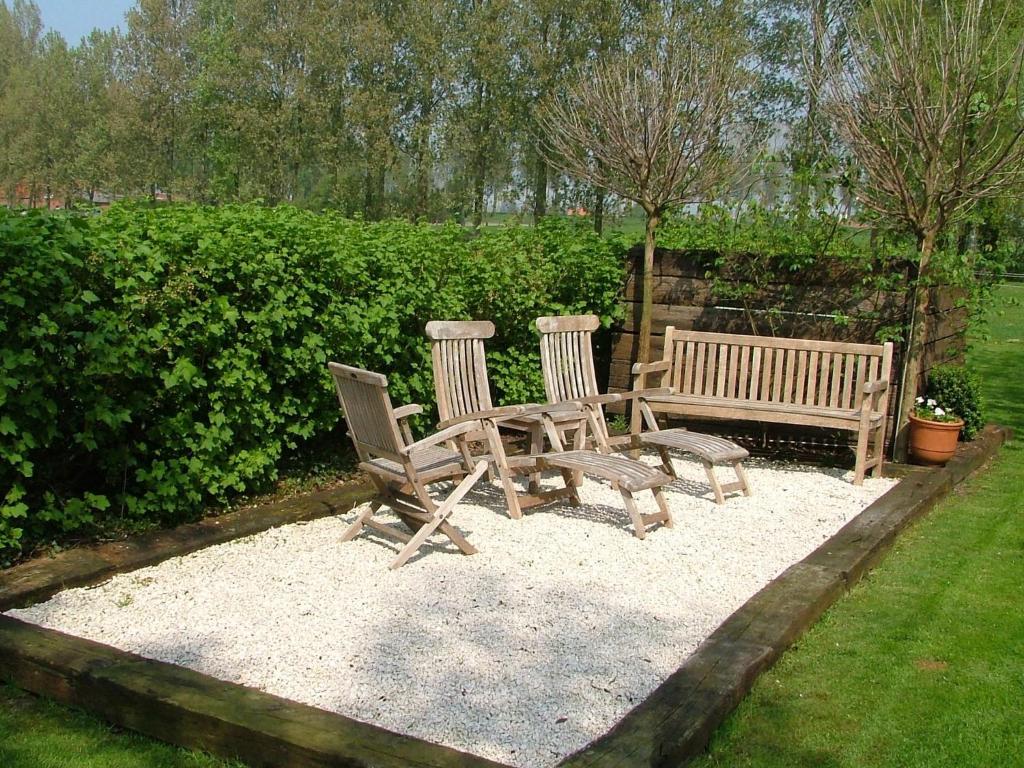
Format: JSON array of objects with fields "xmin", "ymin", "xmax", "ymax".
[
  {"xmin": 426, "ymin": 320, "xmax": 584, "ymax": 519},
  {"xmin": 537, "ymin": 315, "xmax": 752, "ymax": 505},
  {"xmin": 427, "ymin": 321, "xmax": 674, "ymax": 538},
  {"xmin": 328, "ymin": 362, "xmax": 489, "ymax": 569}
]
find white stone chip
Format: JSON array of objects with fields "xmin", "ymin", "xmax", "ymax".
[{"xmin": 8, "ymin": 456, "xmax": 895, "ymax": 767}]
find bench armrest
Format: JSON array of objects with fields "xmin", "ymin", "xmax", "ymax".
[
  {"xmin": 862, "ymin": 378, "xmax": 889, "ymax": 395},
  {"xmin": 631, "ymin": 360, "xmax": 670, "ymax": 376},
  {"xmin": 619, "ymin": 387, "xmax": 674, "ymax": 400},
  {"xmin": 402, "ymin": 420, "xmax": 480, "ymax": 455}
]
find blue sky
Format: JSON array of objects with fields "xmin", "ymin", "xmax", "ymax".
[{"xmin": 34, "ymin": 0, "xmax": 134, "ymax": 45}]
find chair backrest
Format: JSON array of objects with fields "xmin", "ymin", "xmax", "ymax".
[
  {"xmin": 327, "ymin": 362, "xmax": 405, "ymax": 461},
  {"xmin": 536, "ymin": 314, "xmax": 602, "ymax": 403},
  {"xmin": 425, "ymin": 320, "xmax": 495, "ymax": 423}
]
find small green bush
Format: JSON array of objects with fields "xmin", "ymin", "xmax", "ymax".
[
  {"xmin": 925, "ymin": 365, "xmax": 985, "ymax": 440},
  {"xmin": 0, "ymin": 205, "xmax": 625, "ymax": 559}
]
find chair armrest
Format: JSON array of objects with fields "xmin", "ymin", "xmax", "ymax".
[
  {"xmin": 631, "ymin": 360, "xmax": 670, "ymax": 376},
  {"xmin": 402, "ymin": 420, "xmax": 480, "ymax": 455},
  {"xmin": 862, "ymin": 379, "xmax": 889, "ymax": 395},
  {"xmin": 437, "ymin": 405, "xmax": 526, "ymax": 430},
  {"xmin": 516, "ymin": 401, "xmax": 585, "ymax": 417},
  {"xmin": 562, "ymin": 393, "xmax": 622, "ymax": 407},
  {"xmin": 394, "ymin": 404, "xmax": 424, "ymax": 421}
]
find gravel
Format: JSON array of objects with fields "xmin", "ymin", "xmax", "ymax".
[{"xmin": 8, "ymin": 455, "xmax": 895, "ymax": 767}]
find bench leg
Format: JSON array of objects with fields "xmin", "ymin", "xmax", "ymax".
[
  {"xmin": 853, "ymin": 425, "xmax": 870, "ymax": 486},
  {"xmin": 870, "ymin": 424, "xmax": 885, "ymax": 478}
]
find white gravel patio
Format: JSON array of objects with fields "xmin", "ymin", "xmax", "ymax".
[{"xmin": 7, "ymin": 455, "xmax": 895, "ymax": 768}]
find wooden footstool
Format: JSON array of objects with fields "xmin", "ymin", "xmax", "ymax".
[{"xmin": 639, "ymin": 430, "xmax": 752, "ymax": 504}]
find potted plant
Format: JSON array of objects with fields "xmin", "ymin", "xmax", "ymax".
[
  {"xmin": 908, "ymin": 397, "xmax": 963, "ymax": 464},
  {"xmin": 907, "ymin": 365, "xmax": 985, "ymax": 465}
]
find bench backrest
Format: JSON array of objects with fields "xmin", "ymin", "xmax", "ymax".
[{"xmin": 663, "ymin": 328, "xmax": 893, "ymax": 411}]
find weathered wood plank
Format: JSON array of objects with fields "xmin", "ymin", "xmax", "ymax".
[{"xmin": 0, "ymin": 617, "xmax": 508, "ymax": 768}]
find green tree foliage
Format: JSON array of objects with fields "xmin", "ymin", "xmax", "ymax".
[{"xmin": 0, "ymin": 204, "xmax": 625, "ymax": 559}]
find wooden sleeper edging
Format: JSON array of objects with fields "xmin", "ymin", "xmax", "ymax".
[{"xmin": 0, "ymin": 426, "xmax": 1010, "ymax": 768}]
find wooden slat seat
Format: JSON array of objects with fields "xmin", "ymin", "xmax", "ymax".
[
  {"xmin": 640, "ymin": 431, "xmax": 749, "ymax": 464},
  {"xmin": 362, "ymin": 445, "xmax": 465, "ymax": 483},
  {"xmin": 631, "ymin": 328, "xmax": 895, "ymax": 484},
  {"xmin": 537, "ymin": 451, "xmax": 671, "ymax": 493}
]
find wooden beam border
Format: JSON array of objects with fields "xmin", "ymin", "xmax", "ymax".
[
  {"xmin": 559, "ymin": 425, "xmax": 1010, "ymax": 767},
  {"xmin": 0, "ymin": 427, "xmax": 1009, "ymax": 768}
]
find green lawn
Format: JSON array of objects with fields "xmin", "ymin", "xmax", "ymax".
[
  {"xmin": 694, "ymin": 283, "xmax": 1024, "ymax": 767},
  {"xmin": 2, "ymin": 287, "xmax": 1021, "ymax": 767}
]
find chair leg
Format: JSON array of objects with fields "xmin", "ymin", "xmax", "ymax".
[
  {"xmin": 341, "ymin": 501, "xmax": 380, "ymax": 541},
  {"xmin": 703, "ymin": 459, "xmax": 726, "ymax": 505},
  {"xmin": 619, "ymin": 488, "xmax": 646, "ymax": 540},
  {"xmin": 438, "ymin": 520, "xmax": 478, "ymax": 555},
  {"xmin": 556, "ymin": 466, "xmax": 581, "ymax": 506},
  {"xmin": 656, "ymin": 446, "xmax": 676, "ymax": 477},
  {"xmin": 482, "ymin": 419, "xmax": 523, "ymax": 520},
  {"xmin": 389, "ymin": 461, "xmax": 487, "ymax": 569},
  {"xmin": 528, "ymin": 423, "xmax": 544, "ymax": 493},
  {"xmin": 389, "ymin": 518, "xmax": 442, "ymax": 569}
]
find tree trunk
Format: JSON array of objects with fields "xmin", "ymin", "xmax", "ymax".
[
  {"xmin": 894, "ymin": 230, "xmax": 937, "ymax": 460},
  {"xmin": 638, "ymin": 211, "xmax": 660, "ymax": 366},
  {"xmin": 414, "ymin": 134, "xmax": 430, "ymax": 220},
  {"xmin": 472, "ymin": 144, "xmax": 486, "ymax": 228},
  {"xmin": 593, "ymin": 186, "xmax": 605, "ymax": 235},
  {"xmin": 533, "ymin": 152, "xmax": 547, "ymax": 222}
]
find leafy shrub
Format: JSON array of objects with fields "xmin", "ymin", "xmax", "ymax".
[
  {"xmin": 0, "ymin": 205, "xmax": 625, "ymax": 559},
  {"xmin": 925, "ymin": 365, "xmax": 985, "ymax": 440}
]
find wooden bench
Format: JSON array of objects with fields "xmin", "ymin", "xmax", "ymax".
[{"xmin": 630, "ymin": 329, "xmax": 894, "ymax": 484}]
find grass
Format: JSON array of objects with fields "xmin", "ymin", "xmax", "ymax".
[
  {"xmin": 1, "ymin": 286, "xmax": 1021, "ymax": 767},
  {"xmin": 693, "ymin": 283, "xmax": 1024, "ymax": 767},
  {"xmin": 0, "ymin": 684, "xmax": 240, "ymax": 768}
]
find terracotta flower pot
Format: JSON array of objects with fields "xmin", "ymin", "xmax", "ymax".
[{"xmin": 908, "ymin": 413, "xmax": 963, "ymax": 465}]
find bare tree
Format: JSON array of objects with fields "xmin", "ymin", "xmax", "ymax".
[
  {"xmin": 537, "ymin": 30, "xmax": 743, "ymax": 368},
  {"xmin": 820, "ymin": 0, "xmax": 1024, "ymax": 457}
]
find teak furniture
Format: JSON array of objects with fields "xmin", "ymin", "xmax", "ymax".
[
  {"xmin": 537, "ymin": 314, "xmax": 752, "ymax": 504},
  {"xmin": 328, "ymin": 362, "xmax": 488, "ymax": 569},
  {"xmin": 426, "ymin": 320, "xmax": 584, "ymax": 518},
  {"xmin": 427, "ymin": 320, "xmax": 674, "ymax": 538},
  {"xmin": 631, "ymin": 329, "xmax": 893, "ymax": 484}
]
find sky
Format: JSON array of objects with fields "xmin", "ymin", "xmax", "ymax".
[{"xmin": 34, "ymin": 0, "xmax": 134, "ymax": 45}]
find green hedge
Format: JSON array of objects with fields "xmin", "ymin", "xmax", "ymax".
[{"xmin": 0, "ymin": 204, "xmax": 626, "ymax": 558}]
